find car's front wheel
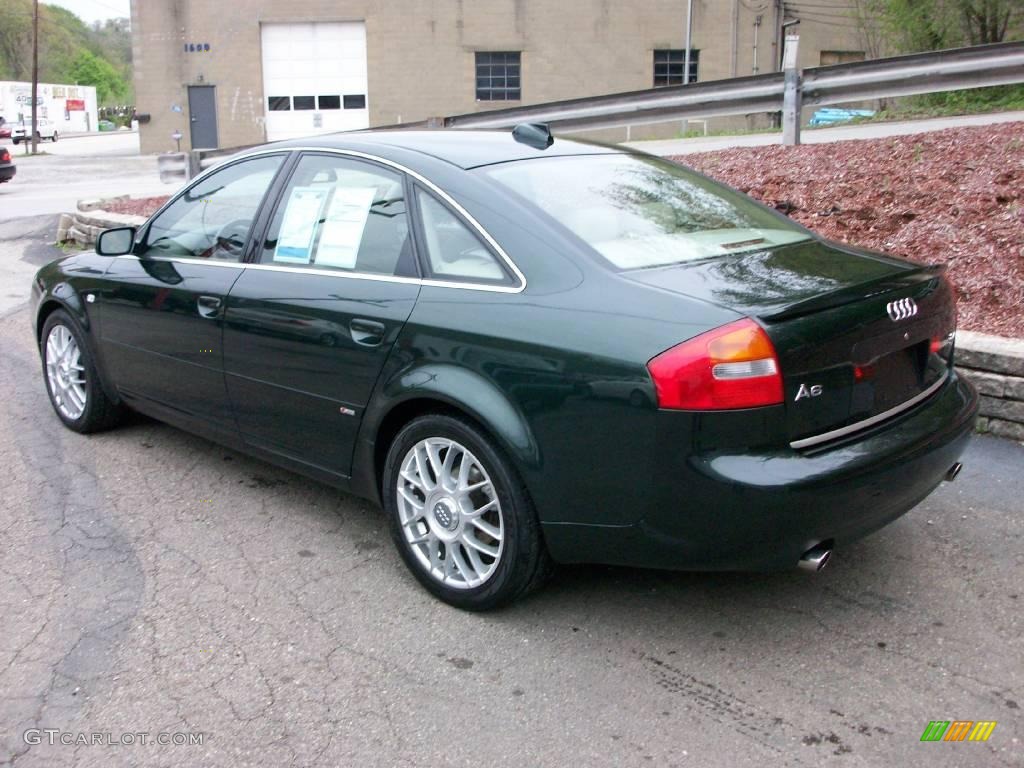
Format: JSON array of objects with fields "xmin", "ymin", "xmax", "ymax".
[
  {"xmin": 51, "ymin": 132, "xmax": 58, "ymax": 142},
  {"xmin": 383, "ymin": 413, "xmax": 551, "ymax": 610},
  {"xmin": 40, "ymin": 310, "xmax": 122, "ymax": 433}
]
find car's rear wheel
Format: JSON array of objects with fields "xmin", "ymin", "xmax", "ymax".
[
  {"xmin": 41, "ymin": 310, "xmax": 122, "ymax": 433},
  {"xmin": 383, "ymin": 413, "xmax": 551, "ymax": 610},
  {"xmin": 12, "ymin": 138, "xmax": 18, "ymax": 145},
  {"xmin": 51, "ymin": 132, "xmax": 58, "ymax": 142}
]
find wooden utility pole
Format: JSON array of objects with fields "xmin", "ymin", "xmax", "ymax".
[{"xmin": 30, "ymin": 0, "xmax": 39, "ymax": 155}]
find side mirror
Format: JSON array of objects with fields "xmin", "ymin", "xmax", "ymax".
[{"xmin": 96, "ymin": 227, "xmax": 136, "ymax": 256}]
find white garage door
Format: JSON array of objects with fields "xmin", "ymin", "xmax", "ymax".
[{"xmin": 261, "ymin": 22, "xmax": 369, "ymax": 142}]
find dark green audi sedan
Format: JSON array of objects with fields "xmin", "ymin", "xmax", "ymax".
[{"xmin": 31, "ymin": 129, "xmax": 978, "ymax": 610}]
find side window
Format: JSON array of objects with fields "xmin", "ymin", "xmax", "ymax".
[
  {"xmin": 262, "ymin": 154, "xmax": 413, "ymax": 277},
  {"xmin": 416, "ymin": 189, "xmax": 509, "ymax": 284},
  {"xmin": 139, "ymin": 155, "xmax": 284, "ymax": 262}
]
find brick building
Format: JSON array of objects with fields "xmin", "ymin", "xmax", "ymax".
[{"xmin": 130, "ymin": 0, "xmax": 870, "ymax": 154}]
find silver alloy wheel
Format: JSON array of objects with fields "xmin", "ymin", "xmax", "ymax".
[
  {"xmin": 397, "ymin": 437, "xmax": 505, "ymax": 589},
  {"xmin": 45, "ymin": 325, "xmax": 87, "ymax": 420}
]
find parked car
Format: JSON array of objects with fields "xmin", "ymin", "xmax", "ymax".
[
  {"xmin": 30, "ymin": 128, "xmax": 978, "ymax": 610},
  {"xmin": 12, "ymin": 118, "xmax": 57, "ymax": 144},
  {"xmin": 0, "ymin": 146, "xmax": 15, "ymax": 183},
  {"xmin": 0, "ymin": 119, "xmax": 10, "ymax": 139}
]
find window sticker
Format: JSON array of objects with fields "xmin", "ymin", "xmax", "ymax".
[
  {"xmin": 314, "ymin": 187, "xmax": 377, "ymax": 269},
  {"xmin": 274, "ymin": 186, "xmax": 329, "ymax": 263}
]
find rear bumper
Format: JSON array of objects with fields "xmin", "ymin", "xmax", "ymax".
[
  {"xmin": 542, "ymin": 371, "xmax": 978, "ymax": 570},
  {"xmin": 0, "ymin": 164, "xmax": 15, "ymax": 182}
]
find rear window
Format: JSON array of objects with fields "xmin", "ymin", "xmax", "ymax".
[{"xmin": 483, "ymin": 154, "xmax": 810, "ymax": 270}]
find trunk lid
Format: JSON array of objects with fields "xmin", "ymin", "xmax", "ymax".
[{"xmin": 625, "ymin": 240, "xmax": 957, "ymax": 446}]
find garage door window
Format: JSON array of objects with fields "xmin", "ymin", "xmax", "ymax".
[
  {"xmin": 293, "ymin": 96, "xmax": 315, "ymax": 110},
  {"xmin": 262, "ymin": 154, "xmax": 414, "ymax": 277},
  {"xmin": 268, "ymin": 96, "xmax": 291, "ymax": 111},
  {"xmin": 318, "ymin": 95, "xmax": 341, "ymax": 110}
]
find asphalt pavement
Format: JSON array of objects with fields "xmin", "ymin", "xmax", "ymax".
[
  {"xmin": 0, "ymin": 220, "xmax": 1021, "ymax": 768},
  {"xmin": 0, "ymin": 132, "xmax": 173, "ymax": 219}
]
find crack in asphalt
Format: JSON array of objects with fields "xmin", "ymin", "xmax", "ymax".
[{"xmin": 0, "ymin": 322, "xmax": 145, "ymax": 767}]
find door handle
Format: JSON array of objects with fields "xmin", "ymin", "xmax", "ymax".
[
  {"xmin": 350, "ymin": 318, "xmax": 386, "ymax": 346},
  {"xmin": 197, "ymin": 295, "xmax": 222, "ymax": 318}
]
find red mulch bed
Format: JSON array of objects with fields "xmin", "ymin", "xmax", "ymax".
[
  {"xmin": 673, "ymin": 122, "xmax": 1024, "ymax": 338},
  {"xmin": 105, "ymin": 196, "xmax": 169, "ymax": 217}
]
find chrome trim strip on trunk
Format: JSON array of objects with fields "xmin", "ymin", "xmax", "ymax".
[{"xmin": 790, "ymin": 373, "xmax": 948, "ymax": 450}]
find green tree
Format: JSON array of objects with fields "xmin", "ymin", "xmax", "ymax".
[
  {"xmin": 0, "ymin": 2, "xmax": 132, "ymax": 105},
  {"xmin": 67, "ymin": 50, "xmax": 128, "ymax": 103},
  {"xmin": 855, "ymin": 0, "xmax": 1023, "ymax": 53}
]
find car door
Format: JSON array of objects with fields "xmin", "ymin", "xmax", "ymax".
[
  {"xmin": 222, "ymin": 152, "xmax": 420, "ymax": 478},
  {"xmin": 97, "ymin": 153, "xmax": 288, "ymax": 437}
]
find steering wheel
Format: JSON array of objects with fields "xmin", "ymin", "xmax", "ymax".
[{"xmin": 197, "ymin": 219, "xmax": 253, "ymax": 260}]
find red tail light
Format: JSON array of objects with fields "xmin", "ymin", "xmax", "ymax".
[
  {"xmin": 647, "ymin": 318, "xmax": 784, "ymax": 410},
  {"xmin": 0, "ymin": 149, "xmax": 9, "ymax": 163}
]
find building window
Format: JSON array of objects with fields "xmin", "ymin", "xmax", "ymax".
[
  {"xmin": 53, "ymin": 86, "xmax": 65, "ymax": 97},
  {"xmin": 293, "ymin": 95, "xmax": 315, "ymax": 110},
  {"xmin": 343, "ymin": 94, "xmax": 366, "ymax": 109},
  {"xmin": 268, "ymin": 96, "xmax": 291, "ymax": 111},
  {"xmin": 318, "ymin": 95, "xmax": 341, "ymax": 110},
  {"xmin": 475, "ymin": 51, "xmax": 521, "ymax": 101},
  {"xmin": 653, "ymin": 49, "xmax": 699, "ymax": 86}
]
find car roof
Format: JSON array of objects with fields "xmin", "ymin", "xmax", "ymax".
[{"xmin": 268, "ymin": 129, "xmax": 624, "ymax": 170}]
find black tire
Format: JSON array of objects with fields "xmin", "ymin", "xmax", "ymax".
[
  {"xmin": 51, "ymin": 132, "xmax": 58, "ymax": 143},
  {"xmin": 40, "ymin": 309, "xmax": 123, "ymax": 433},
  {"xmin": 12, "ymin": 138, "xmax": 18, "ymax": 145},
  {"xmin": 383, "ymin": 413, "xmax": 552, "ymax": 611}
]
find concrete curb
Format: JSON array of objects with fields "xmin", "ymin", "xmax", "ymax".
[
  {"xmin": 956, "ymin": 330, "xmax": 1024, "ymax": 442},
  {"xmin": 57, "ymin": 195, "xmax": 147, "ymax": 248}
]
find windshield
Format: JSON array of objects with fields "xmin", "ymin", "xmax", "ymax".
[{"xmin": 484, "ymin": 154, "xmax": 811, "ymax": 270}]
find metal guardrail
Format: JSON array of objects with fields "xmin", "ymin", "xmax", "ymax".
[
  {"xmin": 802, "ymin": 40, "xmax": 1024, "ymax": 105},
  {"xmin": 156, "ymin": 152, "xmax": 188, "ymax": 184},
  {"xmin": 382, "ymin": 40, "xmax": 1024, "ymax": 143},
  {"xmin": 158, "ymin": 145, "xmax": 261, "ymax": 184}
]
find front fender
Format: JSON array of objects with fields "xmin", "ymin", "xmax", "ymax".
[
  {"xmin": 35, "ymin": 281, "xmax": 91, "ymax": 340},
  {"xmin": 350, "ymin": 361, "xmax": 540, "ymax": 504},
  {"xmin": 33, "ymin": 256, "xmax": 120, "ymax": 404}
]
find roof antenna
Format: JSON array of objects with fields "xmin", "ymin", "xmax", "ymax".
[{"xmin": 512, "ymin": 123, "xmax": 554, "ymax": 150}]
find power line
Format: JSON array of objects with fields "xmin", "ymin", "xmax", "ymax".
[
  {"xmin": 789, "ymin": 14, "xmax": 865, "ymax": 28},
  {"xmin": 784, "ymin": 2, "xmax": 856, "ymax": 8}
]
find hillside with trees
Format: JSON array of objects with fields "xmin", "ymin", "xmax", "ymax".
[
  {"xmin": 851, "ymin": 0, "xmax": 1024, "ymax": 113},
  {"xmin": 0, "ymin": 1, "xmax": 131, "ymax": 105}
]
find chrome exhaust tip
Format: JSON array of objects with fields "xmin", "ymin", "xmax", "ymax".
[
  {"xmin": 945, "ymin": 462, "xmax": 963, "ymax": 482},
  {"xmin": 798, "ymin": 544, "xmax": 832, "ymax": 573}
]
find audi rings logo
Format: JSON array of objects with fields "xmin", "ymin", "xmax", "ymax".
[{"xmin": 886, "ymin": 297, "xmax": 918, "ymax": 322}]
